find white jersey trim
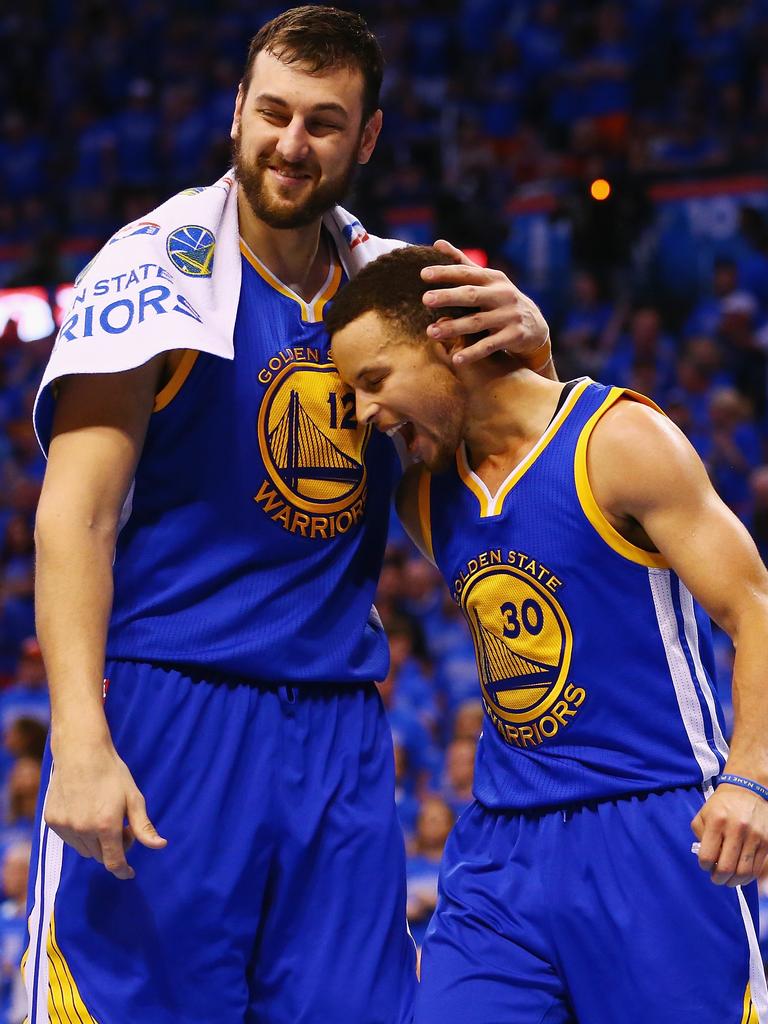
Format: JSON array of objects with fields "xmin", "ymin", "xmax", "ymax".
[
  {"xmin": 648, "ymin": 569, "xmax": 720, "ymax": 781},
  {"xmin": 679, "ymin": 581, "xmax": 729, "ymax": 762},
  {"xmin": 25, "ymin": 767, "xmax": 65, "ymax": 1023},
  {"xmin": 737, "ymin": 885, "xmax": 768, "ymax": 1022}
]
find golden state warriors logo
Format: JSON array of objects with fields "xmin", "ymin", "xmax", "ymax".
[
  {"xmin": 254, "ymin": 349, "xmax": 370, "ymax": 539},
  {"xmin": 166, "ymin": 225, "xmax": 215, "ymax": 277},
  {"xmin": 455, "ymin": 549, "xmax": 586, "ymax": 748}
]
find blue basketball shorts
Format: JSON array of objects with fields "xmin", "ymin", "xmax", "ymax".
[
  {"xmin": 24, "ymin": 660, "xmax": 416, "ymax": 1023},
  {"xmin": 416, "ymin": 786, "xmax": 767, "ymax": 1024}
]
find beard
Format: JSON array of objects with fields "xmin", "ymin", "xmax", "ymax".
[
  {"xmin": 232, "ymin": 128, "xmax": 359, "ymax": 229},
  {"xmin": 420, "ymin": 396, "xmax": 466, "ymax": 474}
]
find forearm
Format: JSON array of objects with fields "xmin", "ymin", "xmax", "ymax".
[
  {"xmin": 721, "ymin": 597, "xmax": 768, "ymax": 785},
  {"xmin": 35, "ymin": 514, "xmax": 118, "ymax": 756}
]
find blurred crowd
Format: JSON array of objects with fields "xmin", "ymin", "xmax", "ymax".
[
  {"xmin": 4, "ymin": 0, "xmax": 768, "ymax": 282},
  {"xmin": 1, "ymin": 0, "xmax": 768, "ymax": 1018}
]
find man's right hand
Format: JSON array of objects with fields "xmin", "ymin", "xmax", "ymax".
[{"xmin": 45, "ymin": 742, "xmax": 167, "ymax": 880}]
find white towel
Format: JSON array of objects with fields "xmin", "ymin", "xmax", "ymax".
[{"xmin": 34, "ymin": 170, "xmax": 404, "ymax": 449}]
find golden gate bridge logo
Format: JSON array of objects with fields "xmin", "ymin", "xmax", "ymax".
[
  {"xmin": 472, "ymin": 608, "xmax": 559, "ymax": 716},
  {"xmin": 258, "ymin": 361, "xmax": 370, "ymax": 515},
  {"xmin": 461, "ymin": 565, "xmax": 573, "ymax": 725},
  {"xmin": 270, "ymin": 389, "xmax": 362, "ymax": 493}
]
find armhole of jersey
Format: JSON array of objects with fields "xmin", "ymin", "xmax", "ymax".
[
  {"xmin": 574, "ymin": 387, "xmax": 670, "ymax": 568},
  {"xmin": 153, "ymin": 350, "xmax": 199, "ymax": 412},
  {"xmin": 417, "ymin": 468, "xmax": 435, "ymax": 564}
]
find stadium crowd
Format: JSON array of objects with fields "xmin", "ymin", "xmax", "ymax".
[{"xmin": 1, "ymin": 0, "xmax": 768, "ymax": 1019}]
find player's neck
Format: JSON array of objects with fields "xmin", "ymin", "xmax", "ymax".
[
  {"xmin": 238, "ymin": 198, "xmax": 331, "ymax": 302},
  {"xmin": 459, "ymin": 365, "xmax": 565, "ymax": 471}
]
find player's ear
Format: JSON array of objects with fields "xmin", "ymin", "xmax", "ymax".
[
  {"xmin": 231, "ymin": 84, "xmax": 245, "ymax": 140},
  {"xmin": 358, "ymin": 110, "xmax": 383, "ymax": 165},
  {"xmin": 430, "ymin": 328, "xmax": 464, "ymax": 366}
]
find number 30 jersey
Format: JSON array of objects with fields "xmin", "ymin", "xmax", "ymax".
[
  {"xmin": 104, "ymin": 240, "xmax": 399, "ymax": 682},
  {"xmin": 419, "ymin": 379, "xmax": 728, "ymax": 812}
]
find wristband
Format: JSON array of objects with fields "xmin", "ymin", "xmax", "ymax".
[
  {"xmin": 527, "ymin": 330, "xmax": 552, "ymax": 372},
  {"xmin": 717, "ymin": 773, "xmax": 768, "ymax": 801}
]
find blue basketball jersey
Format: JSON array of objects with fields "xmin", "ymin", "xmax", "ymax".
[
  {"xmin": 105, "ymin": 238, "xmax": 399, "ymax": 682},
  {"xmin": 420, "ymin": 379, "xmax": 728, "ymax": 811}
]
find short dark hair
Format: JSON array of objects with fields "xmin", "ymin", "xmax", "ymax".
[
  {"xmin": 326, "ymin": 246, "xmax": 465, "ymax": 342},
  {"xmin": 242, "ymin": 6, "xmax": 384, "ymax": 124}
]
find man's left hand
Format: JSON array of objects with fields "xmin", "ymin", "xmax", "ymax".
[
  {"xmin": 420, "ymin": 239, "xmax": 549, "ymax": 365},
  {"xmin": 691, "ymin": 784, "xmax": 768, "ymax": 886}
]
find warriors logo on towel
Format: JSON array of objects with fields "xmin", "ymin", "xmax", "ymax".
[{"xmin": 166, "ymin": 225, "xmax": 216, "ymax": 277}]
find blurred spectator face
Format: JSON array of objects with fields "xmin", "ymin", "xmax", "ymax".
[
  {"xmin": 4, "ymin": 716, "xmax": 47, "ymax": 760},
  {"xmin": 388, "ymin": 622, "xmax": 415, "ymax": 671},
  {"xmin": 393, "ymin": 741, "xmax": 409, "ymax": 784},
  {"xmin": 446, "ymin": 738, "xmax": 476, "ymax": 792},
  {"xmin": 630, "ymin": 309, "xmax": 661, "ymax": 356},
  {"xmin": 231, "ymin": 50, "xmax": 380, "ymax": 230},
  {"xmin": 377, "ymin": 548, "xmax": 406, "ymax": 606},
  {"xmin": 572, "ymin": 271, "xmax": 599, "ymax": 308},
  {"xmin": 16, "ymin": 638, "xmax": 47, "ymax": 688},
  {"xmin": 713, "ymin": 261, "xmax": 737, "ymax": 297},
  {"xmin": 685, "ymin": 337, "xmax": 722, "ymax": 376},
  {"xmin": 7, "ymin": 419, "xmax": 39, "ymax": 463},
  {"xmin": 403, "ymin": 559, "xmax": 440, "ymax": 603},
  {"xmin": 676, "ymin": 355, "xmax": 711, "ymax": 395},
  {"xmin": 719, "ymin": 293, "xmax": 757, "ymax": 346},
  {"xmin": 596, "ymin": 3, "xmax": 624, "ymax": 43},
  {"xmin": 2, "ymin": 841, "xmax": 31, "ymax": 903},
  {"xmin": 709, "ymin": 387, "xmax": 747, "ymax": 431},
  {"xmin": 416, "ymin": 796, "xmax": 454, "ymax": 853},
  {"xmin": 453, "ymin": 701, "xmax": 484, "ymax": 741},
  {"xmin": 8, "ymin": 756, "xmax": 41, "ymax": 822},
  {"xmin": 2, "ymin": 515, "xmax": 34, "ymax": 559},
  {"xmin": 665, "ymin": 397, "xmax": 692, "ymax": 435},
  {"xmin": 750, "ymin": 466, "xmax": 768, "ymax": 510},
  {"xmin": 9, "ymin": 477, "xmax": 41, "ymax": 516},
  {"xmin": 627, "ymin": 361, "xmax": 658, "ymax": 399},
  {"xmin": 377, "ymin": 672, "xmax": 395, "ymax": 709}
]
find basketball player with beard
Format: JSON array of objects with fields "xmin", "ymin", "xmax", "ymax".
[{"xmin": 27, "ymin": 8, "xmax": 552, "ymax": 1024}]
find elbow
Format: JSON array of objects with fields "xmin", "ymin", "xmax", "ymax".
[
  {"xmin": 34, "ymin": 500, "xmax": 119, "ymax": 555},
  {"xmin": 721, "ymin": 590, "xmax": 768, "ymax": 647}
]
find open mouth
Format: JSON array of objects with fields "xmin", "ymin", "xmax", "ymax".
[
  {"xmin": 269, "ymin": 167, "xmax": 312, "ymax": 184},
  {"xmin": 384, "ymin": 420, "xmax": 420, "ymax": 457}
]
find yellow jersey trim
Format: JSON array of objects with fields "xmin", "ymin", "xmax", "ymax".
[
  {"xmin": 239, "ymin": 238, "xmax": 342, "ymax": 324},
  {"xmin": 574, "ymin": 387, "xmax": 669, "ymax": 568},
  {"xmin": 417, "ymin": 468, "xmax": 435, "ymax": 563},
  {"xmin": 312, "ymin": 261, "xmax": 343, "ymax": 322},
  {"xmin": 741, "ymin": 982, "xmax": 759, "ymax": 1024},
  {"xmin": 46, "ymin": 914, "xmax": 98, "ymax": 1023},
  {"xmin": 456, "ymin": 378, "xmax": 591, "ymax": 518},
  {"xmin": 153, "ymin": 349, "xmax": 200, "ymax": 412}
]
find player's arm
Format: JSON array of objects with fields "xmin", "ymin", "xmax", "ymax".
[
  {"xmin": 420, "ymin": 240, "xmax": 556, "ymax": 379},
  {"xmin": 35, "ymin": 358, "xmax": 168, "ymax": 879},
  {"xmin": 589, "ymin": 401, "xmax": 768, "ymax": 887},
  {"xmin": 395, "ymin": 465, "xmax": 435, "ymax": 565}
]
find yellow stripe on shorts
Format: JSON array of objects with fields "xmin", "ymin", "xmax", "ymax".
[
  {"xmin": 742, "ymin": 982, "xmax": 760, "ymax": 1024},
  {"xmin": 46, "ymin": 915, "xmax": 99, "ymax": 1024}
]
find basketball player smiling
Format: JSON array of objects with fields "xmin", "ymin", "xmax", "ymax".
[{"xmin": 328, "ymin": 245, "xmax": 768, "ymax": 1024}]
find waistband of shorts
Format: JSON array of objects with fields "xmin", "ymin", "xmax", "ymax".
[
  {"xmin": 105, "ymin": 657, "xmax": 379, "ymax": 694},
  {"xmin": 478, "ymin": 780, "xmax": 709, "ymax": 822}
]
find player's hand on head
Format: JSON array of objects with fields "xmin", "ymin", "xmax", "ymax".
[
  {"xmin": 45, "ymin": 742, "xmax": 167, "ymax": 880},
  {"xmin": 420, "ymin": 239, "xmax": 550, "ymax": 366},
  {"xmin": 691, "ymin": 784, "xmax": 768, "ymax": 887}
]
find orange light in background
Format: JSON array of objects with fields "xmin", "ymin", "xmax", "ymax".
[{"xmin": 590, "ymin": 178, "xmax": 611, "ymax": 201}]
